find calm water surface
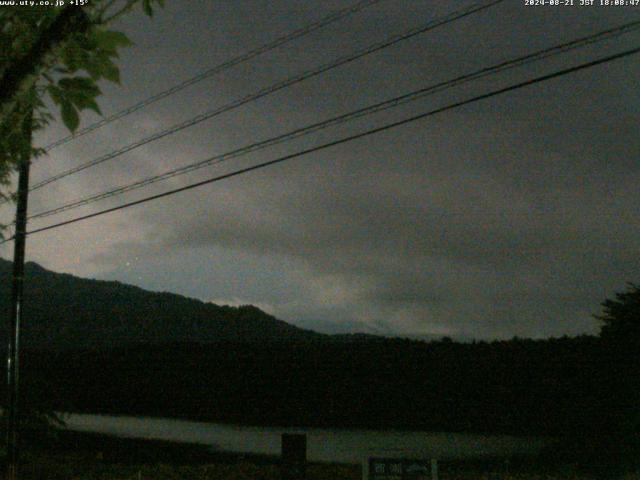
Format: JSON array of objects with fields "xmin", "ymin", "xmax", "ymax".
[{"xmin": 62, "ymin": 413, "xmax": 550, "ymax": 464}]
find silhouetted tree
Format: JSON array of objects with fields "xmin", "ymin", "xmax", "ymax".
[
  {"xmin": 593, "ymin": 283, "xmax": 640, "ymax": 474},
  {"xmin": 0, "ymin": 0, "xmax": 163, "ymax": 448},
  {"xmin": 0, "ymin": 0, "xmax": 164, "ymax": 219},
  {"xmin": 597, "ymin": 282, "xmax": 640, "ymax": 346}
]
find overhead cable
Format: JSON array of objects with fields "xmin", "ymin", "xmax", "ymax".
[
  {"xmin": 6, "ymin": 45, "xmax": 636, "ymax": 242},
  {"xmin": 26, "ymin": 18, "xmax": 640, "ymax": 221},
  {"xmin": 42, "ymin": 0, "xmax": 386, "ymax": 152},
  {"xmin": 29, "ymin": 0, "xmax": 505, "ymax": 192}
]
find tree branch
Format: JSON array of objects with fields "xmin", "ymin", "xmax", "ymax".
[{"xmin": 0, "ymin": 6, "xmax": 91, "ymax": 123}]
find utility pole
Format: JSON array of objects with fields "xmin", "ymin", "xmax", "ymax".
[{"xmin": 6, "ymin": 109, "xmax": 33, "ymax": 480}]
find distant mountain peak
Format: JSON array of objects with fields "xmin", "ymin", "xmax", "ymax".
[{"xmin": 0, "ymin": 259, "xmax": 324, "ymax": 350}]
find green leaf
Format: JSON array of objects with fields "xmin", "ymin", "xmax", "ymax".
[
  {"xmin": 60, "ymin": 44, "xmax": 90, "ymax": 73},
  {"xmin": 80, "ymin": 31, "xmax": 99, "ymax": 52},
  {"xmin": 83, "ymin": 58, "xmax": 104, "ymax": 80},
  {"xmin": 47, "ymin": 85, "xmax": 64, "ymax": 105},
  {"xmin": 94, "ymin": 29, "xmax": 133, "ymax": 53},
  {"xmin": 72, "ymin": 94, "xmax": 101, "ymax": 115},
  {"xmin": 58, "ymin": 77, "xmax": 101, "ymax": 104},
  {"xmin": 82, "ymin": 98, "xmax": 101, "ymax": 116},
  {"xmin": 60, "ymin": 101, "xmax": 79, "ymax": 132},
  {"xmin": 59, "ymin": 76, "xmax": 99, "ymax": 92},
  {"xmin": 101, "ymin": 60, "xmax": 120, "ymax": 84}
]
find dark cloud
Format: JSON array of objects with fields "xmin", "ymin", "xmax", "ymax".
[{"xmin": 6, "ymin": 0, "xmax": 638, "ymax": 339}]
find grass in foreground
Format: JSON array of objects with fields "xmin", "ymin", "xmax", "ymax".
[
  {"xmin": 13, "ymin": 457, "xmax": 640, "ymax": 480},
  {"xmin": 3, "ymin": 431, "xmax": 638, "ymax": 479}
]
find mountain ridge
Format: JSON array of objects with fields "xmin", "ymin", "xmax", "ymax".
[{"xmin": 0, "ymin": 258, "xmax": 327, "ymax": 349}]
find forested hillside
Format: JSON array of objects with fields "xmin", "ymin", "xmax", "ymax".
[
  {"xmin": 1, "ymin": 259, "xmax": 637, "ymax": 467},
  {"xmin": 0, "ymin": 259, "xmax": 322, "ymax": 348}
]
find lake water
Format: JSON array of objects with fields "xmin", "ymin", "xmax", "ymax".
[{"xmin": 62, "ymin": 413, "xmax": 550, "ymax": 465}]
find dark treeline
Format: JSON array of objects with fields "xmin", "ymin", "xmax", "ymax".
[
  {"xmin": 0, "ymin": 259, "xmax": 638, "ymax": 470},
  {"xmin": 13, "ymin": 334, "xmax": 628, "ymax": 438}
]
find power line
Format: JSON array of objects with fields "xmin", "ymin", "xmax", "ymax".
[
  {"xmin": 26, "ymin": 19, "xmax": 640, "ymax": 222},
  {"xmin": 7, "ymin": 45, "xmax": 637, "ymax": 243},
  {"xmin": 32, "ymin": 0, "xmax": 502, "ymax": 190},
  {"xmin": 29, "ymin": 0, "xmax": 505, "ymax": 192},
  {"xmin": 42, "ymin": 0, "xmax": 386, "ymax": 152}
]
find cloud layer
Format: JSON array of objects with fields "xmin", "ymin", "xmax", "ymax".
[{"xmin": 5, "ymin": 0, "xmax": 638, "ymax": 339}]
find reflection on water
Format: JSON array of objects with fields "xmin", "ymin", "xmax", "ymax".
[{"xmin": 62, "ymin": 413, "xmax": 550, "ymax": 464}]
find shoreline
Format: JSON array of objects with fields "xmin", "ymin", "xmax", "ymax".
[
  {"xmin": 60, "ymin": 411, "xmax": 550, "ymax": 465},
  {"xmin": 13, "ymin": 430, "xmax": 624, "ymax": 480}
]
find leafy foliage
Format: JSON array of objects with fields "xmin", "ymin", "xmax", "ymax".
[
  {"xmin": 0, "ymin": 0, "xmax": 164, "ymax": 201},
  {"xmin": 0, "ymin": 0, "xmax": 164, "ymax": 441},
  {"xmin": 597, "ymin": 282, "xmax": 640, "ymax": 345},
  {"xmin": 595, "ymin": 283, "xmax": 640, "ymax": 468},
  {"xmin": 0, "ymin": 260, "xmax": 638, "ymax": 472}
]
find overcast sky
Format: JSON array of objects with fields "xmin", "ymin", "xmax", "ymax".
[{"xmin": 2, "ymin": 0, "xmax": 639, "ymax": 339}]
